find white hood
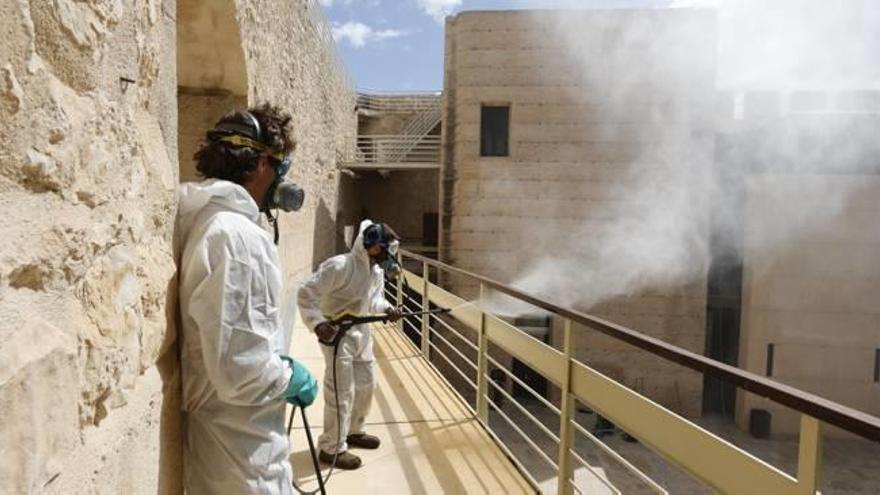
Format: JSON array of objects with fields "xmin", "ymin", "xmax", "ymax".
[
  {"xmin": 297, "ymin": 218, "xmax": 392, "ymax": 331},
  {"xmin": 349, "ymin": 219, "xmax": 374, "ymax": 264},
  {"xmin": 175, "ymin": 179, "xmax": 260, "ymax": 258}
]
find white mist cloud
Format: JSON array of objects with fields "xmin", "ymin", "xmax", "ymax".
[
  {"xmin": 417, "ymin": 0, "xmax": 462, "ymax": 22},
  {"xmin": 490, "ymin": 4, "xmax": 880, "ymax": 316},
  {"xmin": 668, "ymin": 0, "xmax": 720, "ymax": 7},
  {"xmin": 332, "ymin": 21, "xmax": 407, "ymax": 48}
]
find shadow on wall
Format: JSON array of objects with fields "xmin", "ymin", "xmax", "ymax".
[
  {"xmin": 157, "ymin": 224, "xmax": 184, "ymax": 494},
  {"xmin": 312, "ymin": 198, "xmax": 337, "ymax": 270}
]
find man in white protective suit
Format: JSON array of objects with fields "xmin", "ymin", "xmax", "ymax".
[
  {"xmin": 176, "ymin": 104, "xmax": 318, "ymax": 494},
  {"xmin": 297, "ymin": 220, "xmax": 404, "ymax": 470}
]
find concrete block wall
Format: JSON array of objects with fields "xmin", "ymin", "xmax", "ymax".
[
  {"xmin": 339, "ymin": 170, "xmax": 439, "ymax": 245},
  {"xmin": 737, "ymin": 174, "xmax": 880, "ymax": 436},
  {"xmin": 441, "ymin": 10, "xmax": 716, "ymax": 416}
]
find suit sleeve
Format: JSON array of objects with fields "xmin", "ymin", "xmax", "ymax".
[
  {"xmin": 187, "ymin": 231, "xmax": 292, "ymax": 405},
  {"xmin": 368, "ymin": 269, "xmax": 393, "ymax": 314},
  {"xmin": 297, "ymin": 257, "xmax": 347, "ymax": 332}
]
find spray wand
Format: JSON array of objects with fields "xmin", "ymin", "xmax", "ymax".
[{"xmin": 322, "ymin": 308, "xmax": 451, "ymax": 346}]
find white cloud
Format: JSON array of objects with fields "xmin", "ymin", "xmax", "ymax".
[
  {"xmin": 668, "ymin": 0, "xmax": 721, "ymax": 7},
  {"xmin": 416, "ymin": 0, "xmax": 462, "ymax": 21},
  {"xmin": 332, "ymin": 21, "xmax": 407, "ymax": 48},
  {"xmin": 319, "ymin": 0, "xmax": 352, "ymax": 6}
]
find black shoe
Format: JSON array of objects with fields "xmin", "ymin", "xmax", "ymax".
[
  {"xmin": 318, "ymin": 450, "xmax": 362, "ymax": 470},
  {"xmin": 347, "ymin": 433, "xmax": 381, "ymax": 449}
]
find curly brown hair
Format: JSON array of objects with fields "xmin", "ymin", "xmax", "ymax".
[{"xmin": 194, "ymin": 103, "xmax": 296, "ymax": 184}]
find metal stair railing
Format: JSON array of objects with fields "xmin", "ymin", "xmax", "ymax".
[
  {"xmin": 351, "ymin": 135, "xmax": 440, "ymax": 167},
  {"xmin": 385, "ymin": 103, "xmax": 442, "ymax": 163},
  {"xmin": 357, "ymin": 90, "xmax": 441, "ymax": 113}
]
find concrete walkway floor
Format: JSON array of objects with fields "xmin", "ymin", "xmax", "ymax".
[{"xmin": 287, "ymin": 321, "xmax": 534, "ymax": 494}]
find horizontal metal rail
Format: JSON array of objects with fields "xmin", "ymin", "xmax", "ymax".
[
  {"xmin": 486, "ymin": 353, "xmax": 561, "ymax": 415},
  {"xmin": 393, "ymin": 251, "xmax": 877, "ymax": 495},
  {"xmin": 428, "ymin": 313, "xmax": 479, "ymax": 352},
  {"xmin": 428, "ymin": 326, "xmax": 479, "ymax": 372},
  {"xmin": 356, "ymin": 90, "xmax": 441, "ymax": 113},
  {"xmin": 349, "ymin": 135, "xmax": 441, "ymax": 164},
  {"xmin": 425, "ymin": 337, "xmax": 478, "ymax": 391},
  {"xmin": 486, "ymin": 376, "xmax": 561, "ymax": 444},
  {"xmin": 570, "ymin": 420, "xmax": 667, "ymax": 494},
  {"xmin": 568, "ymin": 450, "xmax": 623, "ymax": 495},
  {"xmin": 400, "ymin": 248, "xmax": 880, "ymax": 443},
  {"xmin": 485, "ymin": 392, "xmax": 559, "ymax": 472}
]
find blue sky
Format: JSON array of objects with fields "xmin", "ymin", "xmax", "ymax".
[{"xmin": 321, "ymin": 0, "xmax": 688, "ymax": 90}]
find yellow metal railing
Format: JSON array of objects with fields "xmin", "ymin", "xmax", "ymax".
[{"xmin": 382, "ymin": 250, "xmax": 880, "ymax": 494}]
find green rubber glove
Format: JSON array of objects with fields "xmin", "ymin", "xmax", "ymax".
[{"xmin": 280, "ymin": 355, "xmax": 318, "ymax": 407}]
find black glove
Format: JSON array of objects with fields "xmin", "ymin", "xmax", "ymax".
[
  {"xmin": 315, "ymin": 321, "xmax": 338, "ymax": 344},
  {"xmin": 385, "ymin": 306, "xmax": 404, "ymax": 322}
]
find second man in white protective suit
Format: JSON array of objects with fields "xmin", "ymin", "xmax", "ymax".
[{"xmin": 297, "ymin": 220, "xmax": 403, "ymax": 470}]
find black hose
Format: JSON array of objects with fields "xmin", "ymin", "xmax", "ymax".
[{"xmin": 288, "ymin": 338, "xmax": 343, "ymax": 495}]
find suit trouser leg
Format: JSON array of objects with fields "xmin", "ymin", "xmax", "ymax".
[
  {"xmin": 318, "ymin": 344, "xmax": 354, "ymax": 454},
  {"xmin": 349, "ymin": 359, "xmax": 375, "ymax": 436}
]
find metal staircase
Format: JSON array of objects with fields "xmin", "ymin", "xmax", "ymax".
[{"xmin": 344, "ymin": 90, "xmax": 442, "ymax": 170}]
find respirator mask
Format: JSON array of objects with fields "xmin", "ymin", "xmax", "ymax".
[
  {"xmin": 265, "ymin": 156, "xmax": 305, "ymax": 213},
  {"xmin": 379, "ymin": 240, "xmax": 402, "ymax": 279},
  {"xmin": 364, "ymin": 224, "xmax": 402, "ymax": 279}
]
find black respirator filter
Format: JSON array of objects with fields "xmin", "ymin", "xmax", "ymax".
[{"xmin": 268, "ymin": 181, "xmax": 305, "ymax": 212}]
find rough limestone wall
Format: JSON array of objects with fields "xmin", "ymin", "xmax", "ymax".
[
  {"xmin": 0, "ymin": 0, "xmax": 178, "ymax": 493},
  {"xmin": 235, "ymin": 0, "xmax": 356, "ymax": 282}
]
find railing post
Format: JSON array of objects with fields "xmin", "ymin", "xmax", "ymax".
[
  {"xmin": 796, "ymin": 414, "xmax": 822, "ymax": 495},
  {"xmin": 396, "ymin": 269, "xmax": 404, "ymax": 333},
  {"xmin": 476, "ymin": 283, "xmax": 489, "ymax": 423},
  {"xmin": 421, "ymin": 261, "xmax": 430, "ymax": 358},
  {"xmin": 556, "ymin": 318, "xmax": 575, "ymax": 495}
]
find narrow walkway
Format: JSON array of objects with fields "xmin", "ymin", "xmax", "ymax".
[{"xmin": 288, "ymin": 321, "xmax": 534, "ymax": 494}]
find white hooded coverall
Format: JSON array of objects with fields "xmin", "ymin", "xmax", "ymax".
[
  {"xmin": 177, "ymin": 179, "xmax": 294, "ymax": 495},
  {"xmin": 297, "ymin": 220, "xmax": 392, "ymax": 454}
]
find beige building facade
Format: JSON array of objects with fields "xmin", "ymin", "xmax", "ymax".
[
  {"xmin": 441, "ymin": 9, "xmax": 717, "ymax": 417},
  {"xmin": 0, "ymin": 0, "xmax": 353, "ymax": 492},
  {"xmin": 726, "ymin": 94, "xmax": 880, "ymax": 435},
  {"xmin": 440, "ymin": 8, "xmax": 880, "ymax": 437}
]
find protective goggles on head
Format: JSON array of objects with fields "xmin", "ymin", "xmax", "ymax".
[{"xmin": 269, "ymin": 154, "xmax": 291, "ymax": 177}]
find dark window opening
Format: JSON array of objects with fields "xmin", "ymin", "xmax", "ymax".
[
  {"xmin": 766, "ymin": 343, "xmax": 775, "ymax": 377},
  {"xmin": 874, "ymin": 348, "xmax": 879, "ymax": 383},
  {"xmin": 422, "ymin": 212, "xmax": 439, "ymax": 247},
  {"xmin": 480, "ymin": 105, "xmax": 509, "ymax": 157}
]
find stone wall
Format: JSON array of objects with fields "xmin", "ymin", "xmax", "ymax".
[
  {"xmin": 177, "ymin": 93, "xmax": 248, "ymax": 182},
  {"xmin": 0, "ymin": 0, "xmax": 353, "ymax": 492},
  {"xmin": 441, "ymin": 10, "xmax": 716, "ymax": 416},
  {"xmin": 0, "ymin": 0, "xmax": 178, "ymax": 492},
  {"xmin": 239, "ymin": 1, "xmax": 356, "ymax": 285}
]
